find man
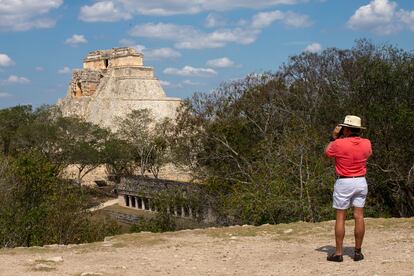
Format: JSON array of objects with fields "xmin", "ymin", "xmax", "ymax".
[{"xmin": 325, "ymin": 115, "xmax": 372, "ymax": 262}]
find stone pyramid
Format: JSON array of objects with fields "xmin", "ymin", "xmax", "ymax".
[{"xmin": 58, "ymin": 47, "xmax": 181, "ymax": 130}]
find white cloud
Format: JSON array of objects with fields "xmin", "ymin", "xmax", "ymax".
[
  {"xmin": 163, "ymin": 66, "xmax": 217, "ymax": 77},
  {"xmin": 79, "ymin": 1, "xmax": 132, "ymax": 22},
  {"xmin": 129, "ymin": 10, "xmax": 311, "ymax": 49},
  {"xmin": 304, "ymin": 42, "xmax": 322, "ymax": 53},
  {"xmin": 283, "ymin": 11, "xmax": 313, "ymax": 27},
  {"xmin": 201, "ymin": 0, "xmax": 303, "ymax": 11},
  {"xmin": 160, "ymin": 80, "xmax": 182, "ymax": 88},
  {"xmin": 118, "ymin": 39, "xmax": 146, "ymax": 53},
  {"xmin": 79, "ymin": 0, "xmax": 303, "ymax": 21},
  {"xmin": 205, "ymin": 13, "xmax": 227, "ymax": 28},
  {"xmin": 347, "ymin": 0, "xmax": 414, "ymax": 35},
  {"xmin": 130, "ymin": 23, "xmax": 196, "ymax": 41},
  {"xmin": 58, "ymin": 66, "xmax": 71, "ymax": 74},
  {"xmin": 183, "ymin": 80, "xmax": 202, "ymax": 86},
  {"xmin": 159, "ymin": 80, "xmax": 171, "ymax": 86},
  {"xmin": 64, "ymin": 34, "xmax": 88, "ymax": 47},
  {"xmin": 251, "ymin": 10, "xmax": 311, "ymax": 28},
  {"xmin": 0, "ymin": 53, "xmax": 14, "ymax": 67},
  {"xmin": 0, "ymin": 92, "xmax": 11, "ymax": 98},
  {"xmin": 0, "ymin": 0, "xmax": 63, "ymax": 31},
  {"xmin": 118, "ymin": 40, "xmax": 179, "ymax": 59},
  {"xmin": 119, "ymin": 38, "xmax": 137, "ymax": 46},
  {"xmin": 1, "ymin": 75, "xmax": 30, "ymax": 84},
  {"xmin": 145, "ymin": 48, "xmax": 181, "ymax": 60},
  {"xmin": 130, "ymin": 23, "xmax": 259, "ymax": 49},
  {"xmin": 134, "ymin": 44, "xmax": 146, "ymax": 53},
  {"xmin": 206, "ymin": 57, "xmax": 236, "ymax": 68},
  {"xmin": 347, "ymin": 0, "xmax": 398, "ymax": 35},
  {"xmin": 399, "ymin": 10, "xmax": 414, "ymax": 31},
  {"xmin": 35, "ymin": 66, "xmax": 44, "ymax": 71},
  {"xmin": 251, "ymin": 10, "xmax": 284, "ymax": 28}
]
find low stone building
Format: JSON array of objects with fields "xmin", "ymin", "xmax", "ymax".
[
  {"xmin": 117, "ymin": 176, "xmax": 215, "ymax": 223},
  {"xmin": 58, "ymin": 47, "xmax": 181, "ymax": 130}
]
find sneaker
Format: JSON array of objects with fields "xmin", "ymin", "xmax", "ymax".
[
  {"xmin": 354, "ymin": 249, "xmax": 364, "ymax": 261},
  {"xmin": 327, "ymin": 254, "xmax": 343, "ymax": 262}
]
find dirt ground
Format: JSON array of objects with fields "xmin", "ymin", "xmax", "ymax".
[{"xmin": 0, "ymin": 217, "xmax": 412, "ymax": 276}]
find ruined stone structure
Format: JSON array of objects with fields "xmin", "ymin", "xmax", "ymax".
[
  {"xmin": 117, "ymin": 176, "xmax": 215, "ymax": 223},
  {"xmin": 57, "ymin": 47, "xmax": 189, "ymax": 185},
  {"xmin": 58, "ymin": 47, "xmax": 181, "ymax": 129}
]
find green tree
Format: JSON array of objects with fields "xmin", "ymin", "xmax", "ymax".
[
  {"xmin": 172, "ymin": 40, "xmax": 414, "ymax": 224},
  {"xmin": 56, "ymin": 117, "xmax": 110, "ymax": 184},
  {"xmin": 102, "ymin": 135, "xmax": 134, "ymax": 179},
  {"xmin": 116, "ymin": 109, "xmax": 171, "ymax": 178},
  {"xmin": 0, "ymin": 105, "xmax": 33, "ymax": 156},
  {"xmin": 117, "ymin": 109, "xmax": 153, "ymax": 176},
  {"xmin": 148, "ymin": 118, "xmax": 174, "ymax": 178},
  {"xmin": 0, "ymin": 151, "xmax": 119, "ymax": 247}
]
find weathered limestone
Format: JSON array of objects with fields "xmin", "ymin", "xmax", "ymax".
[
  {"xmin": 57, "ymin": 47, "xmax": 190, "ymax": 184},
  {"xmin": 117, "ymin": 176, "xmax": 216, "ymax": 222},
  {"xmin": 83, "ymin": 48, "xmax": 143, "ymax": 70},
  {"xmin": 58, "ymin": 47, "xmax": 181, "ymax": 130}
]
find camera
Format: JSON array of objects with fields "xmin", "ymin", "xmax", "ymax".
[{"xmin": 338, "ymin": 126, "xmax": 344, "ymax": 138}]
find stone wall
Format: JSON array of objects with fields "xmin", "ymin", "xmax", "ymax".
[
  {"xmin": 60, "ymin": 163, "xmax": 191, "ymax": 186},
  {"xmin": 110, "ymin": 55, "xmax": 143, "ymax": 68},
  {"xmin": 83, "ymin": 60, "xmax": 107, "ymax": 70},
  {"xmin": 69, "ymin": 69, "xmax": 103, "ymax": 97},
  {"xmin": 117, "ymin": 177, "xmax": 215, "ymax": 223},
  {"xmin": 60, "ymin": 164, "xmax": 109, "ymax": 186},
  {"xmin": 83, "ymin": 47, "xmax": 143, "ymax": 70},
  {"xmin": 112, "ymin": 67, "xmax": 154, "ymax": 79}
]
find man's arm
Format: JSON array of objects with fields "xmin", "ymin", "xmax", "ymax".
[
  {"xmin": 325, "ymin": 141, "xmax": 336, "ymax": 158},
  {"xmin": 325, "ymin": 125, "xmax": 342, "ymax": 158},
  {"xmin": 367, "ymin": 139, "xmax": 373, "ymax": 157}
]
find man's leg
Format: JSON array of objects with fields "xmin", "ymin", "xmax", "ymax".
[
  {"xmin": 354, "ymin": 207, "xmax": 365, "ymax": 249},
  {"xmin": 335, "ymin": 209, "xmax": 347, "ymax": 255}
]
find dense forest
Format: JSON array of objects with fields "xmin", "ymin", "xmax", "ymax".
[
  {"xmin": 172, "ymin": 39, "xmax": 414, "ymax": 224},
  {"xmin": 0, "ymin": 40, "xmax": 413, "ymax": 247}
]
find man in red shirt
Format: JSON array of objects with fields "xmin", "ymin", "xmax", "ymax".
[{"xmin": 325, "ymin": 115, "xmax": 372, "ymax": 262}]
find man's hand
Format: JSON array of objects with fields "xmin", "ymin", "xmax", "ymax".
[{"xmin": 332, "ymin": 125, "xmax": 342, "ymax": 139}]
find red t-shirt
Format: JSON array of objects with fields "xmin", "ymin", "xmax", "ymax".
[{"xmin": 325, "ymin": 137, "xmax": 372, "ymax": 176}]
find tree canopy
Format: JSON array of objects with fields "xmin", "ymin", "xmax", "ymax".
[{"xmin": 172, "ymin": 40, "xmax": 414, "ymax": 224}]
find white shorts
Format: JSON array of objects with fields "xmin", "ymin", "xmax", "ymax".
[{"xmin": 333, "ymin": 177, "xmax": 368, "ymax": 210}]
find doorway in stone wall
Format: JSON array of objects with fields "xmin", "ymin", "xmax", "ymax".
[
  {"xmin": 73, "ymin": 82, "xmax": 82, "ymax": 97},
  {"xmin": 104, "ymin": 59, "xmax": 109, "ymax": 68}
]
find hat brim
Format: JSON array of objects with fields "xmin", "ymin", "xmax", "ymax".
[{"xmin": 339, "ymin": 123, "xmax": 366, "ymax": 130}]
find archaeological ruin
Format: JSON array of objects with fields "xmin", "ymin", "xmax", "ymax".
[
  {"xmin": 58, "ymin": 47, "xmax": 181, "ymax": 130},
  {"xmin": 57, "ymin": 47, "xmax": 189, "ymax": 184},
  {"xmin": 117, "ymin": 176, "xmax": 215, "ymax": 223}
]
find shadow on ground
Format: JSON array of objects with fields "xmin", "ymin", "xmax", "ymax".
[{"xmin": 315, "ymin": 245, "xmax": 355, "ymax": 258}]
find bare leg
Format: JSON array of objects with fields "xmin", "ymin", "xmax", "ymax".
[
  {"xmin": 335, "ymin": 209, "xmax": 347, "ymax": 255},
  {"xmin": 354, "ymin": 207, "xmax": 365, "ymax": 249}
]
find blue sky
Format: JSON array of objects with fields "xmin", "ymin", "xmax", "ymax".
[{"xmin": 1, "ymin": 0, "xmax": 414, "ymax": 109}]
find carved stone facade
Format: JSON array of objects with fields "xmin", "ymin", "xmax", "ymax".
[
  {"xmin": 58, "ymin": 47, "xmax": 181, "ymax": 130},
  {"xmin": 70, "ymin": 70, "xmax": 103, "ymax": 97},
  {"xmin": 117, "ymin": 176, "xmax": 215, "ymax": 223}
]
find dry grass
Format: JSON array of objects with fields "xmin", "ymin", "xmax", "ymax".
[{"xmin": 1, "ymin": 217, "xmax": 413, "ymax": 254}]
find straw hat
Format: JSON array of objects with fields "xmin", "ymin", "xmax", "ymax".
[{"xmin": 339, "ymin": 115, "xmax": 366, "ymax": 129}]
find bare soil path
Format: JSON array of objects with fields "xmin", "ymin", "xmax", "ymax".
[
  {"xmin": 0, "ymin": 218, "xmax": 412, "ymax": 276},
  {"xmin": 88, "ymin": 199, "xmax": 119, "ymax": 212}
]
